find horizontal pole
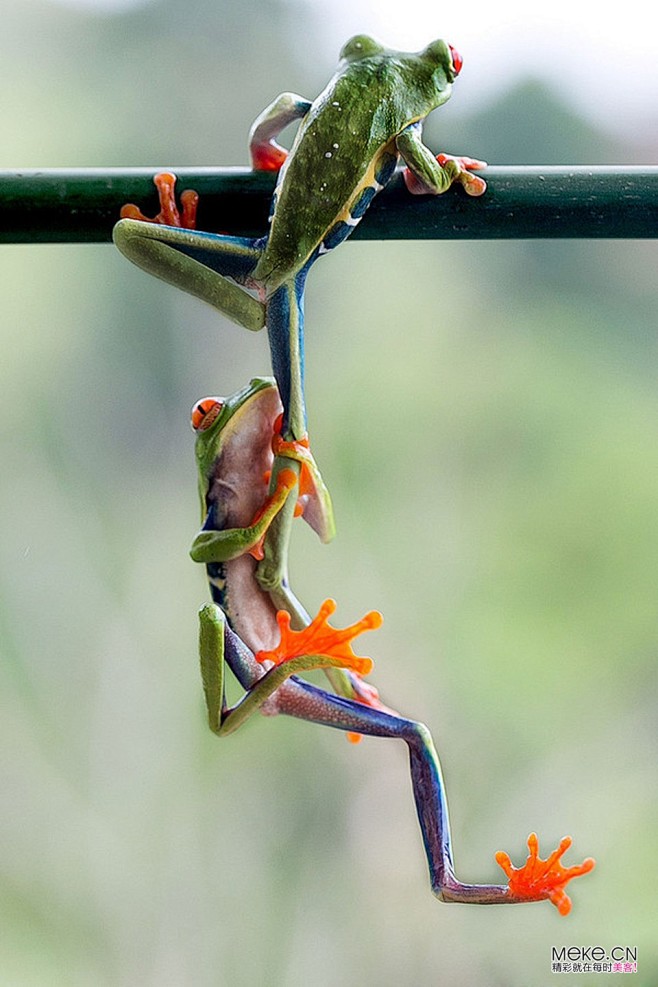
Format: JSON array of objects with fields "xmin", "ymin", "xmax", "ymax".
[{"xmin": 0, "ymin": 166, "xmax": 657, "ymax": 244}]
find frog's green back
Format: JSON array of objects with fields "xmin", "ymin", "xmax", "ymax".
[{"xmin": 254, "ymin": 38, "xmax": 456, "ymax": 293}]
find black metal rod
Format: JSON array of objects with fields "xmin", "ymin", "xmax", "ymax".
[{"xmin": 1, "ymin": 166, "xmax": 657, "ymax": 243}]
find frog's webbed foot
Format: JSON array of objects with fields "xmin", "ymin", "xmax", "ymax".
[
  {"xmin": 437, "ymin": 154, "xmax": 487, "ymax": 197},
  {"xmin": 254, "ymin": 598, "xmax": 382, "ymax": 677},
  {"xmin": 120, "ymin": 171, "xmax": 199, "ymax": 228},
  {"xmin": 403, "ymin": 153, "xmax": 487, "ymax": 198},
  {"xmin": 496, "ymin": 833, "xmax": 595, "ymax": 915}
]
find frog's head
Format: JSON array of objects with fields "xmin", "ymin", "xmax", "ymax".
[
  {"xmin": 338, "ymin": 34, "xmax": 463, "ymax": 107},
  {"xmin": 191, "ymin": 376, "xmax": 280, "ymax": 496}
]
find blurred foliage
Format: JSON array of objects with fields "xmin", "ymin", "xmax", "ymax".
[{"xmin": 0, "ymin": 2, "xmax": 657, "ymax": 985}]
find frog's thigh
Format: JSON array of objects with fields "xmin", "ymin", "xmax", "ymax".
[{"xmin": 113, "ymin": 220, "xmax": 265, "ymax": 331}]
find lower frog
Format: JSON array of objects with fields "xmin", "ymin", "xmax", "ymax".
[{"xmin": 189, "ymin": 376, "xmax": 595, "ymax": 913}]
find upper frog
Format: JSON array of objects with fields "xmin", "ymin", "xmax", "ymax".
[{"xmin": 252, "ymin": 35, "xmax": 461, "ymax": 290}]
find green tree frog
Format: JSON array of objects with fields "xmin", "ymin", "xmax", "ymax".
[
  {"xmin": 190, "ymin": 375, "xmax": 595, "ymax": 913},
  {"xmin": 113, "ymin": 35, "xmax": 486, "ymax": 605}
]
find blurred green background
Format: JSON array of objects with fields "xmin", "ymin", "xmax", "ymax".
[{"xmin": 1, "ymin": 1, "xmax": 657, "ymax": 985}]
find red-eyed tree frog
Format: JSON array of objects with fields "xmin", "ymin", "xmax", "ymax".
[
  {"xmin": 113, "ymin": 35, "xmax": 487, "ymax": 607},
  {"xmin": 190, "ymin": 375, "xmax": 595, "ymax": 913}
]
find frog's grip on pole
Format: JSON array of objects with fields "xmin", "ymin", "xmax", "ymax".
[{"xmin": 1, "ymin": 167, "xmax": 657, "ymax": 243}]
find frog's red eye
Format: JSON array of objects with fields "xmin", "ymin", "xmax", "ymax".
[
  {"xmin": 449, "ymin": 45, "xmax": 463, "ymax": 76},
  {"xmin": 191, "ymin": 398, "xmax": 223, "ymax": 432}
]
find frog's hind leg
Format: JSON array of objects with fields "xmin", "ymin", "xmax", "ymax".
[
  {"xmin": 258, "ymin": 268, "xmax": 339, "ymax": 607},
  {"xmin": 113, "ymin": 220, "xmax": 266, "ymax": 332},
  {"xmin": 265, "ymin": 269, "xmax": 309, "ymax": 441},
  {"xmin": 270, "ymin": 677, "xmax": 538, "ymax": 907}
]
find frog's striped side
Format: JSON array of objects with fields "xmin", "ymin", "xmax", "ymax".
[{"xmin": 317, "ymin": 149, "xmax": 399, "ymax": 256}]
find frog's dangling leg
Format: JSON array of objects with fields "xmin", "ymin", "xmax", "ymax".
[
  {"xmin": 265, "ymin": 268, "xmax": 309, "ymax": 442},
  {"xmin": 257, "ymin": 265, "xmax": 334, "ymax": 605},
  {"xmin": 266, "ymin": 675, "xmax": 594, "ymax": 912},
  {"xmin": 113, "ymin": 219, "xmax": 266, "ymax": 332}
]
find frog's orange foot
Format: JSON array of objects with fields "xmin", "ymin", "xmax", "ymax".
[
  {"xmin": 496, "ymin": 833, "xmax": 595, "ymax": 916},
  {"xmin": 251, "ymin": 142, "xmax": 289, "ymax": 172},
  {"xmin": 254, "ymin": 599, "xmax": 382, "ymax": 676},
  {"xmin": 120, "ymin": 172, "xmax": 199, "ymax": 228}
]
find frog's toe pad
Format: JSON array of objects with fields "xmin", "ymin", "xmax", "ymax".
[
  {"xmin": 496, "ymin": 833, "xmax": 595, "ymax": 915},
  {"xmin": 119, "ymin": 172, "xmax": 198, "ymax": 228}
]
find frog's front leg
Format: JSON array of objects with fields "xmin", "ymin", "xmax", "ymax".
[
  {"xmin": 249, "ymin": 92, "xmax": 312, "ymax": 171},
  {"xmin": 190, "ymin": 467, "xmax": 298, "ymax": 565},
  {"xmin": 256, "ymin": 416, "xmax": 336, "ymax": 618},
  {"xmin": 397, "ymin": 124, "xmax": 487, "ymax": 197}
]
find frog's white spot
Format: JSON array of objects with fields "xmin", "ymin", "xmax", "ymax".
[
  {"xmin": 325, "ymin": 152, "xmax": 332, "ymax": 158},
  {"xmin": 332, "ymin": 143, "xmax": 339, "ymax": 149},
  {"xmin": 373, "ymin": 180, "xmax": 385, "ymax": 192},
  {"xmin": 345, "ymin": 215, "xmax": 361, "ymax": 227},
  {"xmin": 332, "ymin": 101, "xmax": 340, "ymax": 107},
  {"xmin": 318, "ymin": 244, "xmax": 330, "ymax": 255}
]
